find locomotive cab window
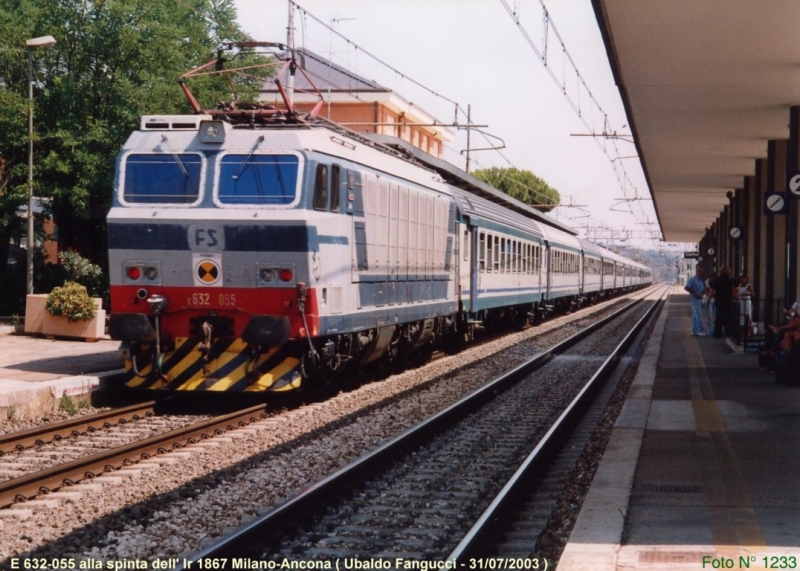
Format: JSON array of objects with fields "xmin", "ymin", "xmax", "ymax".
[
  {"xmin": 217, "ymin": 153, "xmax": 299, "ymax": 205},
  {"xmin": 123, "ymin": 153, "xmax": 203, "ymax": 204},
  {"xmin": 313, "ymin": 164, "xmax": 329, "ymax": 211},
  {"xmin": 330, "ymin": 164, "xmax": 341, "ymax": 212}
]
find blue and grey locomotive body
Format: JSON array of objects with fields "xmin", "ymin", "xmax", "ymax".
[{"xmin": 107, "ymin": 115, "xmax": 652, "ymax": 392}]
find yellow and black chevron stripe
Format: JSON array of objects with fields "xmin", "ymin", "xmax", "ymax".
[{"xmin": 124, "ymin": 337, "xmax": 302, "ymax": 392}]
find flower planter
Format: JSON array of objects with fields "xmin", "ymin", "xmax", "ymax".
[
  {"xmin": 41, "ymin": 298, "xmax": 106, "ymax": 341},
  {"xmin": 24, "ymin": 294, "xmax": 49, "ymax": 335}
]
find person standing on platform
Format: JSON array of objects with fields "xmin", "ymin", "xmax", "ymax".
[
  {"xmin": 712, "ymin": 267, "xmax": 735, "ymax": 338},
  {"xmin": 684, "ymin": 265, "xmax": 707, "ymax": 336},
  {"xmin": 705, "ymin": 271, "xmax": 717, "ymax": 335},
  {"xmin": 736, "ymin": 273, "xmax": 755, "ymax": 329}
]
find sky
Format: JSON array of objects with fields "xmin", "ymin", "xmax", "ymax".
[{"xmin": 232, "ymin": 0, "xmax": 673, "ymax": 251}]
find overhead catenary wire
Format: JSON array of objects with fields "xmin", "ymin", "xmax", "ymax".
[
  {"xmin": 497, "ymin": 0, "xmax": 661, "ymax": 242},
  {"xmin": 180, "ymin": 0, "xmax": 664, "ymax": 246}
]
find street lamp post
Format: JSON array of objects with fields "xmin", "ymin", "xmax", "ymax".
[{"xmin": 26, "ymin": 35, "xmax": 56, "ymax": 296}]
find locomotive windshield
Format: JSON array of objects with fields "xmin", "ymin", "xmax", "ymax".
[
  {"xmin": 217, "ymin": 154, "xmax": 299, "ymax": 205},
  {"xmin": 122, "ymin": 153, "xmax": 202, "ymax": 204}
]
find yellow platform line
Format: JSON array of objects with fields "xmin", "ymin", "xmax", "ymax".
[{"xmin": 682, "ymin": 304, "xmax": 767, "ymax": 556}]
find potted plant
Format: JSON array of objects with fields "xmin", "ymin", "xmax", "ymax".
[{"xmin": 42, "ymin": 282, "xmax": 106, "ymax": 340}]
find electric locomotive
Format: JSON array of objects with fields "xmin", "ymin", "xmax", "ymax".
[{"xmin": 107, "ymin": 45, "xmax": 652, "ymax": 393}]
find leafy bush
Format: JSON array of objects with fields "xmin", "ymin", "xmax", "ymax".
[
  {"xmin": 58, "ymin": 250, "xmax": 107, "ymax": 299},
  {"xmin": 45, "ymin": 282, "xmax": 97, "ymax": 322}
]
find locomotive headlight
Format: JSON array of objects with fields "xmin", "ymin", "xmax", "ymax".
[
  {"xmin": 125, "ymin": 261, "xmax": 161, "ymax": 285},
  {"xmin": 199, "ymin": 120, "xmax": 228, "ymax": 143},
  {"xmin": 257, "ymin": 265, "xmax": 294, "ymax": 286}
]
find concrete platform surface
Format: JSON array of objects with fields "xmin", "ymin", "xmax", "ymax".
[
  {"xmin": 558, "ymin": 288, "xmax": 800, "ymax": 570},
  {"xmin": 0, "ymin": 329, "xmax": 122, "ymax": 419}
]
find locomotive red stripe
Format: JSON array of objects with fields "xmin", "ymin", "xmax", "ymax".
[{"xmin": 110, "ymin": 285, "xmax": 320, "ymax": 339}]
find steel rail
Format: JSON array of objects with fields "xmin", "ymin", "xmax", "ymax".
[
  {"xmin": 447, "ymin": 284, "xmax": 668, "ymax": 563},
  {"xmin": 0, "ymin": 404, "xmax": 269, "ymax": 509},
  {"xmin": 177, "ymin": 288, "xmax": 660, "ymax": 567},
  {"xmin": 0, "ymin": 401, "xmax": 159, "ymax": 455}
]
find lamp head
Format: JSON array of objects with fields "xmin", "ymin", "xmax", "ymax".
[{"xmin": 26, "ymin": 36, "xmax": 56, "ymax": 49}]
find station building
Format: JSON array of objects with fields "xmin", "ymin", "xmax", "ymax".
[{"xmin": 259, "ymin": 48, "xmax": 453, "ymax": 159}]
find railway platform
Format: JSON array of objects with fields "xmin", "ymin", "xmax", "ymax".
[
  {"xmin": 0, "ymin": 327, "xmax": 121, "ymax": 420},
  {"xmin": 558, "ymin": 287, "xmax": 800, "ymax": 570}
]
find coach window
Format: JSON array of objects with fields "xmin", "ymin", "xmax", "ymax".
[
  {"xmin": 313, "ymin": 164, "xmax": 329, "ymax": 211},
  {"xmin": 500, "ymin": 238, "xmax": 506, "ymax": 272},
  {"xmin": 528, "ymin": 245, "xmax": 532, "ymax": 274},
  {"xmin": 529, "ymin": 244, "xmax": 534, "ymax": 274},
  {"xmin": 521, "ymin": 243, "xmax": 526, "ymax": 274},
  {"xmin": 330, "ymin": 164, "xmax": 341, "ymax": 212},
  {"xmin": 463, "ymin": 229, "xmax": 469, "ymax": 261},
  {"xmin": 479, "ymin": 232, "xmax": 486, "ymax": 271},
  {"xmin": 524, "ymin": 244, "xmax": 529, "ymax": 274},
  {"xmin": 513, "ymin": 241, "xmax": 518, "ymax": 273},
  {"xmin": 486, "ymin": 233, "xmax": 493, "ymax": 272},
  {"xmin": 494, "ymin": 235, "xmax": 500, "ymax": 272}
]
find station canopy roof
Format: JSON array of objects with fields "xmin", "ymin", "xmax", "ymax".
[{"xmin": 593, "ymin": 1, "xmax": 800, "ymax": 243}]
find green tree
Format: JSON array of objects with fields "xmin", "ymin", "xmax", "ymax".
[
  {"xmin": 0, "ymin": 0, "xmax": 267, "ymax": 310},
  {"xmin": 472, "ymin": 166, "xmax": 560, "ymax": 212}
]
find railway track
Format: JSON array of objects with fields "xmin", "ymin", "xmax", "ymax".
[
  {"xmin": 178, "ymin": 285, "xmax": 668, "ymax": 567},
  {"xmin": 0, "ymin": 401, "xmax": 166, "ymax": 455},
  {"xmin": 0, "ymin": 286, "xmax": 663, "ymax": 562},
  {"xmin": 0, "ymin": 404, "xmax": 270, "ymax": 509}
]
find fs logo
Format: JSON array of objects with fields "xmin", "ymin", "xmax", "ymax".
[{"xmin": 188, "ymin": 225, "xmax": 225, "ymax": 252}]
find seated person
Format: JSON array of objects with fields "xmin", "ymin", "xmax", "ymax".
[{"xmin": 767, "ymin": 301, "xmax": 800, "ymax": 352}]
